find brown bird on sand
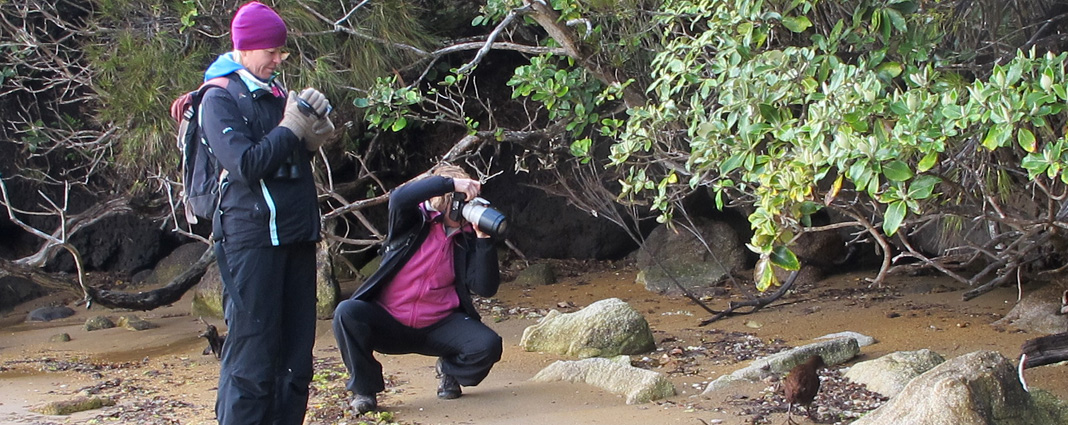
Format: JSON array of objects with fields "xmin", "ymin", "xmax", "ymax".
[
  {"xmin": 783, "ymin": 355, "xmax": 826, "ymax": 424},
  {"xmin": 198, "ymin": 319, "xmax": 226, "ymax": 360}
]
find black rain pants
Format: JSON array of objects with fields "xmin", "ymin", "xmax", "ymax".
[
  {"xmin": 215, "ymin": 241, "xmax": 317, "ymax": 425},
  {"xmin": 332, "ymin": 299, "xmax": 502, "ymax": 396}
]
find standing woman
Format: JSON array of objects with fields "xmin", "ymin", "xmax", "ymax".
[{"xmin": 198, "ymin": 2, "xmax": 334, "ymax": 424}]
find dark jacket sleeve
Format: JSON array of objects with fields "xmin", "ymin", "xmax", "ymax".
[
  {"xmin": 386, "ymin": 175, "xmax": 455, "ymax": 237},
  {"xmin": 462, "ymin": 237, "xmax": 500, "ymax": 297},
  {"xmin": 200, "ymin": 87, "xmax": 301, "ymax": 184}
]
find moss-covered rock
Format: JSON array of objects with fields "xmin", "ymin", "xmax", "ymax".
[
  {"xmin": 315, "ymin": 243, "xmax": 340, "ymax": 320},
  {"xmin": 513, "ymin": 263, "xmax": 556, "ymax": 287},
  {"xmin": 520, "ymin": 298, "xmax": 655, "ymax": 358},
  {"xmin": 191, "ymin": 262, "xmax": 224, "ymax": 319},
  {"xmin": 117, "ymin": 314, "xmax": 155, "ymax": 331},
  {"xmin": 31, "ymin": 396, "xmax": 114, "ymax": 415},
  {"xmin": 852, "ymin": 351, "xmax": 1068, "ymax": 425},
  {"xmin": 84, "ymin": 316, "xmax": 115, "ymax": 331}
]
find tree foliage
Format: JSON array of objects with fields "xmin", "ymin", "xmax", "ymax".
[
  {"xmin": 605, "ymin": 0, "xmax": 1068, "ymax": 292},
  {"xmin": 7, "ymin": 0, "xmax": 1068, "ymax": 306},
  {"xmin": 361, "ymin": 0, "xmax": 1068, "ymax": 297}
]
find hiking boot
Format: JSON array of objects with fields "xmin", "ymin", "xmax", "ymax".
[
  {"xmin": 350, "ymin": 393, "xmax": 377, "ymax": 414},
  {"xmin": 436, "ymin": 359, "xmax": 462, "ymax": 400}
]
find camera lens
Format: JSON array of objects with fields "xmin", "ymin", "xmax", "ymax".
[{"xmin": 461, "ymin": 198, "xmax": 508, "ymax": 238}]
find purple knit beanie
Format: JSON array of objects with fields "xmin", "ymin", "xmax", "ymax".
[{"xmin": 231, "ymin": 2, "xmax": 287, "ymax": 50}]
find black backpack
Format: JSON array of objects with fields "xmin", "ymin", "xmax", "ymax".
[{"xmin": 170, "ymin": 76, "xmax": 249, "ymax": 224}]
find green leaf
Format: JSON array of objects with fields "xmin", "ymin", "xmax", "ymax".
[
  {"xmin": 721, "ymin": 153, "xmax": 744, "ymax": 174},
  {"xmin": 1017, "ymin": 128, "xmax": 1037, "ymax": 153},
  {"xmin": 907, "ymin": 175, "xmax": 940, "ymax": 199},
  {"xmin": 941, "ymin": 104, "xmax": 963, "ymax": 120},
  {"xmin": 884, "ymin": 8, "xmax": 907, "ymax": 32},
  {"xmin": 917, "ymin": 152, "xmax": 938, "ymax": 172},
  {"xmin": 759, "ymin": 103, "xmax": 779, "ymax": 122},
  {"xmin": 889, "ymin": 1, "xmax": 919, "ymax": 14},
  {"xmin": 981, "ymin": 125, "xmax": 1003, "ymax": 150},
  {"xmin": 781, "ymin": 16, "xmax": 812, "ymax": 33},
  {"xmin": 1021, "ymin": 152, "xmax": 1049, "ymax": 178},
  {"xmin": 754, "ymin": 257, "xmax": 776, "ymax": 292},
  {"xmin": 770, "ymin": 245, "xmax": 800, "ymax": 271},
  {"xmin": 876, "ymin": 62, "xmax": 903, "ymax": 80},
  {"xmin": 352, "ymin": 98, "xmax": 370, "ymax": 108},
  {"xmin": 569, "ymin": 138, "xmax": 592, "ymax": 158},
  {"xmin": 882, "ymin": 160, "xmax": 914, "ymax": 182},
  {"xmin": 390, "ymin": 116, "xmax": 407, "ymax": 132},
  {"xmin": 883, "ymin": 201, "xmax": 907, "ymax": 236}
]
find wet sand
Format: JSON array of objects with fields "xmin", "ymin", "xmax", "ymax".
[{"xmin": 2, "ymin": 264, "xmax": 1067, "ymax": 425}]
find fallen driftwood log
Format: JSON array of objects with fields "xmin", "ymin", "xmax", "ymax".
[{"xmin": 1018, "ymin": 330, "xmax": 1068, "ymax": 391}]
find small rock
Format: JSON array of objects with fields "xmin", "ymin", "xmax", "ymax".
[
  {"xmin": 117, "ymin": 315, "xmax": 155, "ymax": 331},
  {"xmin": 816, "ymin": 331, "xmax": 877, "ymax": 347},
  {"xmin": 50, "ymin": 333, "xmax": 71, "ymax": 342},
  {"xmin": 26, "ymin": 306, "xmax": 75, "ymax": 322},
  {"xmin": 514, "ymin": 263, "xmax": 556, "ymax": 287},
  {"xmin": 84, "ymin": 316, "xmax": 115, "ymax": 331}
]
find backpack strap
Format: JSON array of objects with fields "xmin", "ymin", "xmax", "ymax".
[{"xmin": 170, "ymin": 77, "xmax": 231, "ymax": 123}]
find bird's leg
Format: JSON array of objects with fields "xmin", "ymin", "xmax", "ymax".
[
  {"xmin": 784, "ymin": 402, "xmax": 799, "ymax": 425},
  {"xmin": 805, "ymin": 403, "xmax": 817, "ymax": 423}
]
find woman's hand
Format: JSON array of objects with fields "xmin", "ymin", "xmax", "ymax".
[{"xmin": 452, "ymin": 178, "xmax": 481, "ymax": 202}]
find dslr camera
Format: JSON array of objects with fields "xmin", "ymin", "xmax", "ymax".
[{"xmin": 449, "ymin": 193, "xmax": 508, "ymax": 238}]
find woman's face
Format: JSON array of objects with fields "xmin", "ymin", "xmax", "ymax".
[
  {"xmin": 239, "ymin": 47, "xmax": 288, "ymax": 80},
  {"xmin": 431, "ymin": 194, "xmax": 463, "ymax": 228}
]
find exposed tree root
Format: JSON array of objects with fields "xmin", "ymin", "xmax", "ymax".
[{"xmin": 699, "ymin": 270, "xmax": 800, "ymax": 326}]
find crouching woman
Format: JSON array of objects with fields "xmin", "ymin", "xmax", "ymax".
[{"xmin": 332, "ymin": 164, "xmax": 503, "ymax": 414}]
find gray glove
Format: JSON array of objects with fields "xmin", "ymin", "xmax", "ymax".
[
  {"xmin": 297, "ymin": 87, "xmax": 331, "ymax": 118},
  {"xmin": 305, "ymin": 116, "xmax": 335, "ymax": 151},
  {"xmin": 278, "ymin": 91, "xmax": 316, "ymax": 141}
]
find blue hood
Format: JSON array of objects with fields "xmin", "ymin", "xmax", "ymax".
[{"xmin": 204, "ymin": 52, "xmax": 244, "ymax": 82}]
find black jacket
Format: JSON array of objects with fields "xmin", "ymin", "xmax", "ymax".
[
  {"xmin": 200, "ymin": 72, "xmax": 321, "ymax": 249},
  {"xmin": 350, "ymin": 175, "xmax": 500, "ymax": 320}
]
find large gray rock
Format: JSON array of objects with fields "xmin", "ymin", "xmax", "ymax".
[
  {"xmin": 635, "ymin": 219, "xmax": 746, "ymax": 295},
  {"xmin": 134, "ymin": 242, "xmax": 206, "ymax": 288},
  {"xmin": 1, "ymin": 276, "xmax": 45, "ymax": 312},
  {"xmin": 994, "ymin": 284, "xmax": 1068, "ymax": 334},
  {"xmin": 520, "ymin": 298, "xmax": 655, "ymax": 358},
  {"xmin": 844, "ymin": 349, "xmax": 945, "ymax": 397},
  {"xmin": 49, "ymin": 213, "xmax": 170, "ymax": 274},
  {"xmin": 703, "ymin": 337, "xmax": 860, "ymax": 395},
  {"xmin": 26, "ymin": 305, "xmax": 75, "ymax": 322},
  {"xmin": 531, "ymin": 357, "xmax": 676, "ymax": 404},
  {"xmin": 852, "ymin": 350, "xmax": 1068, "ymax": 425},
  {"xmin": 191, "ymin": 261, "xmax": 224, "ymax": 319}
]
